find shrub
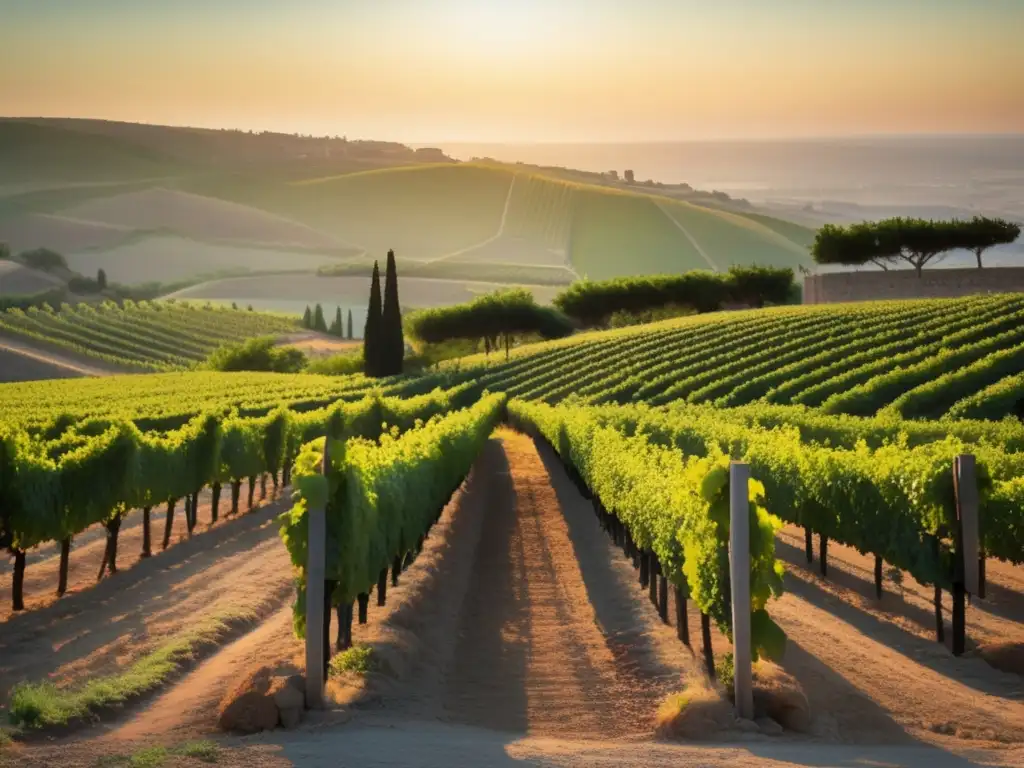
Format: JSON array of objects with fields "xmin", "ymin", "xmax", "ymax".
[
  {"xmin": 715, "ymin": 652, "xmax": 735, "ymax": 691},
  {"xmin": 305, "ymin": 351, "xmax": 364, "ymax": 376},
  {"xmin": 609, "ymin": 304, "xmax": 696, "ymax": 328},
  {"xmin": 406, "ymin": 288, "xmax": 574, "ymax": 357},
  {"xmin": 205, "ymin": 337, "xmax": 307, "ymax": 373},
  {"xmin": 18, "ymin": 248, "xmax": 68, "ymax": 273},
  {"xmin": 553, "ymin": 267, "xmax": 795, "ymax": 327},
  {"xmin": 329, "ymin": 645, "xmax": 375, "ymax": 676}
]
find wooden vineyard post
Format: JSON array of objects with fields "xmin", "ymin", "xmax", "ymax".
[
  {"xmin": 729, "ymin": 462, "xmax": 754, "ymax": 720},
  {"xmin": 658, "ymin": 573, "xmax": 669, "ymax": 624},
  {"xmin": 932, "ymin": 536, "xmax": 944, "ymax": 644},
  {"xmin": 649, "ymin": 555, "xmax": 659, "ymax": 608},
  {"xmin": 304, "ymin": 440, "xmax": 330, "ymax": 710},
  {"xmin": 953, "ymin": 454, "xmax": 979, "ymax": 657},
  {"xmin": 701, "ymin": 613, "xmax": 714, "ymax": 679},
  {"xmin": 674, "ymin": 586, "xmax": 689, "ymax": 646}
]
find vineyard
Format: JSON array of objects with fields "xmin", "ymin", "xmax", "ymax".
[
  {"xmin": 0, "ymin": 300, "xmax": 298, "ymax": 371},
  {"xmin": 2, "ymin": 294, "xmax": 1024, "ymax": 761},
  {"xmin": 447, "ymin": 294, "xmax": 1024, "ymax": 420}
]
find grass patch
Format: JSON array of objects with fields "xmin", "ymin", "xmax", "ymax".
[
  {"xmin": 94, "ymin": 741, "xmax": 220, "ymax": 768},
  {"xmin": 329, "ymin": 644, "xmax": 375, "ymax": 676},
  {"xmin": 8, "ymin": 610, "xmax": 255, "ymax": 730},
  {"xmin": 175, "ymin": 740, "xmax": 220, "ymax": 763},
  {"xmin": 654, "ymin": 682, "xmax": 733, "ymax": 740},
  {"xmin": 0, "ymin": 728, "xmax": 13, "ymax": 750}
]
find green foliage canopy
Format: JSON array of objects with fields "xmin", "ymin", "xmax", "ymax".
[{"xmin": 406, "ymin": 288, "xmax": 574, "ymax": 356}]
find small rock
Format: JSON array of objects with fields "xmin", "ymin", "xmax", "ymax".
[
  {"xmin": 735, "ymin": 717, "xmax": 760, "ymax": 733},
  {"xmin": 218, "ymin": 691, "xmax": 279, "ymax": 734},
  {"xmin": 756, "ymin": 716, "xmax": 783, "ymax": 736},
  {"xmin": 285, "ymin": 674, "xmax": 306, "ymax": 694},
  {"xmin": 273, "ymin": 681, "xmax": 306, "ymax": 729},
  {"xmin": 279, "ymin": 705, "xmax": 303, "ymax": 730}
]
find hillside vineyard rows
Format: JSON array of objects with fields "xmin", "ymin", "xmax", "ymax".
[
  {"xmin": 446, "ymin": 295, "xmax": 1024, "ymax": 420},
  {"xmin": 0, "ymin": 301, "xmax": 297, "ymax": 371},
  {"xmin": 3, "ymin": 294, "xmax": 1024, "ymax": 722}
]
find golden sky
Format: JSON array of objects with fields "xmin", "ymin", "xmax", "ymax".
[{"xmin": 2, "ymin": 0, "xmax": 1023, "ymax": 142}]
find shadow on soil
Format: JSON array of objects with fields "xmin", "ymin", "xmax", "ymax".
[
  {"xmin": 0, "ymin": 496, "xmax": 288, "ymax": 705},
  {"xmin": 439, "ymin": 440, "xmax": 530, "ymax": 734},
  {"xmin": 535, "ymin": 437, "xmax": 687, "ymax": 696},
  {"xmin": 775, "ymin": 537, "xmax": 1024, "ymax": 701}
]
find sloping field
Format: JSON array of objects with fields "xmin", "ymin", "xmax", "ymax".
[
  {"xmin": 277, "ymin": 165, "xmax": 813, "ymax": 275},
  {"xmin": 568, "ymin": 188, "xmax": 708, "ymax": 278},
  {"xmin": 0, "ymin": 345, "xmax": 89, "ymax": 383},
  {"xmin": 657, "ymin": 200, "xmax": 810, "ymax": 271},
  {"xmin": 0, "ymin": 212, "xmax": 136, "ymax": 254},
  {"xmin": 502, "ymin": 172, "xmax": 575, "ymax": 250},
  {"xmin": 0, "ymin": 302, "xmax": 297, "ymax": 374},
  {"xmin": 286, "ymin": 164, "xmax": 512, "ymax": 259},
  {"xmin": 0, "ymin": 121, "xmax": 184, "ymax": 183},
  {"xmin": 451, "ymin": 294, "xmax": 1024, "ymax": 420},
  {"xmin": 440, "ymin": 235, "xmax": 573, "ymax": 267},
  {"xmin": 0, "ymin": 260, "xmax": 63, "ymax": 296},
  {"xmin": 61, "ymin": 188, "xmax": 352, "ymax": 252},
  {"xmin": 64, "ymin": 236, "xmax": 339, "ymax": 285}
]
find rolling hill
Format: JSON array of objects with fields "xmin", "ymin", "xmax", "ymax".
[
  {"xmin": 60, "ymin": 188, "xmax": 354, "ymax": 252},
  {"xmin": 270, "ymin": 164, "xmax": 815, "ymax": 278},
  {"xmin": 0, "ymin": 121, "xmax": 184, "ymax": 184},
  {"xmin": 0, "ymin": 118, "xmax": 816, "ymax": 303},
  {"xmin": 0, "ymin": 260, "xmax": 64, "ymax": 296}
]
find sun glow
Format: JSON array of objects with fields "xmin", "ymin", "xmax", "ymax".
[{"xmin": 446, "ymin": 0, "xmax": 568, "ymax": 57}]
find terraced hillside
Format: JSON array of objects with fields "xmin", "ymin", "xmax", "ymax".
[
  {"xmin": 446, "ymin": 294, "xmax": 1024, "ymax": 421},
  {"xmin": 0, "ymin": 301, "xmax": 298, "ymax": 372}
]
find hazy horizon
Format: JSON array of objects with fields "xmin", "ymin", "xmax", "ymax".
[{"xmin": 3, "ymin": 0, "xmax": 1023, "ymax": 143}]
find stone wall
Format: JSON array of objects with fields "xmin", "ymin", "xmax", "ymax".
[{"xmin": 803, "ymin": 267, "xmax": 1024, "ymax": 304}]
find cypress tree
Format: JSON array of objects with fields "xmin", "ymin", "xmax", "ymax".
[
  {"xmin": 363, "ymin": 261, "xmax": 383, "ymax": 377},
  {"xmin": 302, "ymin": 306, "xmax": 312, "ymax": 328},
  {"xmin": 333, "ymin": 307, "xmax": 343, "ymax": 337},
  {"xmin": 313, "ymin": 303, "xmax": 327, "ymax": 332},
  {"xmin": 346, "ymin": 309, "xmax": 353, "ymax": 339},
  {"xmin": 381, "ymin": 249, "xmax": 404, "ymax": 375}
]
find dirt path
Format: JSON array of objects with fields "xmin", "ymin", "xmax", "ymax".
[
  {"xmin": 433, "ymin": 430, "xmax": 688, "ymax": 737},
  {"xmin": 0, "ymin": 486, "xmax": 293, "ymax": 711},
  {"xmin": 9, "ymin": 430, "xmax": 1024, "ymax": 768},
  {"xmin": 0, "ymin": 480, "xmax": 271, "ymax": 620},
  {"xmin": 0, "ymin": 337, "xmax": 112, "ymax": 380},
  {"xmin": 103, "ymin": 607, "xmax": 300, "ymax": 744},
  {"xmin": 768, "ymin": 526, "xmax": 1024, "ymax": 745},
  {"xmin": 426, "ymin": 175, "xmax": 517, "ymax": 264}
]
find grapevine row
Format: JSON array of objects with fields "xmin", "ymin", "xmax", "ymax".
[
  {"xmin": 281, "ymin": 393, "xmax": 507, "ymax": 650},
  {"xmin": 0, "ymin": 386, "xmax": 476, "ymax": 611}
]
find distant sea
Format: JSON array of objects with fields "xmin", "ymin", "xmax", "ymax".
[{"xmin": 437, "ymin": 136, "xmax": 1024, "ymax": 220}]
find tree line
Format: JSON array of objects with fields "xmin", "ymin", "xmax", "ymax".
[
  {"xmin": 301, "ymin": 304, "xmax": 355, "ymax": 339},
  {"xmin": 406, "ymin": 288, "xmax": 574, "ymax": 360},
  {"xmin": 812, "ymin": 216, "xmax": 1020, "ymax": 276},
  {"xmin": 293, "ymin": 250, "xmax": 407, "ymax": 377},
  {"xmin": 552, "ymin": 266, "xmax": 796, "ymax": 327}
]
